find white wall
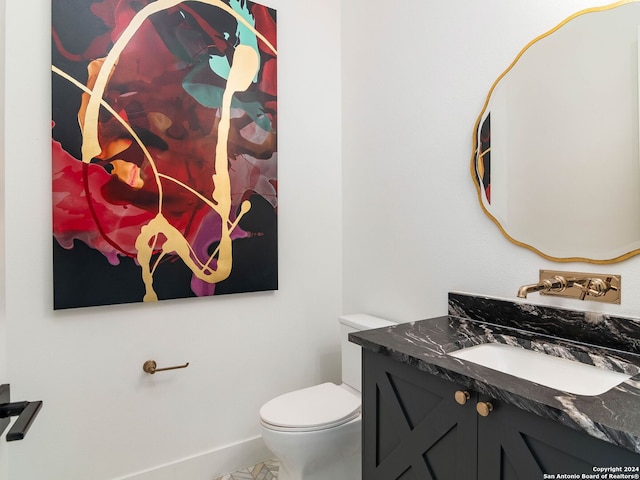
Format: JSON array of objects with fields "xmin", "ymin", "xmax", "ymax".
[
  {"xmin": 0, "ymin": 2, "xmax": 7, "ymax": 480},
  {"xmin": 3, "ymin": 1, "xmax": 342, "ymax": 479},
  {"xmin": 341, "ymin": 0, "xmax": 640, "ymax": 322},
  {"xmin": 6, "ymin": 0, "xmax": 640, "ymax": 478}
]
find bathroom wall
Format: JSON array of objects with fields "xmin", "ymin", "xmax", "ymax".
[
  {"xmin": 0, "ymin": 2, "xmax": 7, "ymax": 480},
  {"xmin": 2, "ymin": 1, "xmax": 342, "ymax": 479},
  {"xmin": 5, "ymin": 0, "xmax": 640, "ymax": 479},
  {"xmin": 341, "ymin": 0, "xmax": 640, "ymax": 322}
]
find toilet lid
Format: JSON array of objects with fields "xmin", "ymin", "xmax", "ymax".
[{"xmin": 260, "ymin": 383, "xmax": 361, "ymax": 432}]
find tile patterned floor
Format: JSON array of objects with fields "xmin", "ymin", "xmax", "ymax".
[{"xmin": 214, "ymin": 459, "xmax": 279, "ymax": 480}]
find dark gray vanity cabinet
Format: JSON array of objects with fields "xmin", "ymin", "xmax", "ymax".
[
  {"xmin": 362, "ymin": 349, "xmax": 477, "ymax": 479},
  {"xmin": 362, "ymin": 349, "xmax": 640, "ymax": 479}
]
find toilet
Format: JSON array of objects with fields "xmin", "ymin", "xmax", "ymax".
[{"xmin": 259, "ymin": 314, "xmax": 396, "ymax": 480}]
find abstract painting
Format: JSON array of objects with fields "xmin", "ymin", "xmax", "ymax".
[{"xmin": 52, "ymin": 0, "xmax": 277, "ymax": 309}]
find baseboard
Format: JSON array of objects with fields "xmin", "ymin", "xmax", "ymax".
[{"xmin": 112, "ymin": 436, "xmax": 272, "ymax": 480}]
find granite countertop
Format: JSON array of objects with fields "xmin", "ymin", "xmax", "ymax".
[{"xmin": 349, "ymin": 293, "xmax": 640, "ymax": 454}]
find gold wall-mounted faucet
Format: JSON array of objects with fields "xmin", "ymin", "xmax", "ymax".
[
  {"xmin": 517, "ymin": 270, "xmax": 620, "ymax": 304},
  {"xmin": 517, "ymin": 275, "xmax": 569, "ymax": 299}
]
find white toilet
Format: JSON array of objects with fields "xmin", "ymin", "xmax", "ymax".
[{"xmin": 259, "ymin": 314, "xmax": 396, "ymax": 480}]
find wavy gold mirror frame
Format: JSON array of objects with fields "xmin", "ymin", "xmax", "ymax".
[{"xmin": 471, "ymin": 0, "xmax": 640, "ymax": 264}]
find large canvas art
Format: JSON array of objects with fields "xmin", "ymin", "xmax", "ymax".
[{"xmin": 52, "ymin": 0, "xmax": 278, "ymax": 309}]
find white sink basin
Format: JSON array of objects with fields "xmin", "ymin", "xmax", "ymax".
[{"xmin": 448, "ymin": 342, "xmax": 633, "ymax": 396}]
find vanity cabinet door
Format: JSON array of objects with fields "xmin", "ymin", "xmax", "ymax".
[
  {"xmin": 477, "ymin": 396, "xmax": 640, "ymax": 480},
  {"xmin": 362, "ymin": 350, "xmax": 478, "ymax": 480}
]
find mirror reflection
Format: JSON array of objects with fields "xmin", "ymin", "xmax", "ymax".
[{"xmin": 472, "ymin": 1, "xmax": 640, "ymax": 263}]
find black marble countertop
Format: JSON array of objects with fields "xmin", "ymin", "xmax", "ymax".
[{"xmin": 349, "ymin": 293, "xmax": 640, "ymax": 454}]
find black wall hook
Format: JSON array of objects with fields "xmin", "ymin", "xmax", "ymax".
[{"xmin": 0, "ymin": 384, "xmax": 43, "ymax": 441}]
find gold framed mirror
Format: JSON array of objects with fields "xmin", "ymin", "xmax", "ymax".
[{"xmin": 471, "ymin": 0, "xmax": 640, "ymax": 263}]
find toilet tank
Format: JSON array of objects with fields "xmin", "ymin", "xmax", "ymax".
[{"xmin": 339, "ymin": 314, "xmax": 396, "ymax": 391}]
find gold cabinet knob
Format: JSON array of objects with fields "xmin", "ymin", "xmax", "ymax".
[
  {"xmin": 454, "ymin": 390, "xmax": 470, "ymax": 405},
  {"xmin": 476, "ymin": 401, "xmax": 493, "ymax": 417}
]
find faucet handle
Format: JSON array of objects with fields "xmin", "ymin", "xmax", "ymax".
[
  {"xmin": 604, "ymin": 277, "xmax": 618, "ymax": 292},
  {"xmin": 569, "ymin": 278, "xmax": 591, "ymax": 300},
  {"xmin": 572, "ymin": 277, "xmax": 614, "ymax": 300},
  {"xmin": 586, "ymin": 277, "xmax": 615, "ymax": 297}
]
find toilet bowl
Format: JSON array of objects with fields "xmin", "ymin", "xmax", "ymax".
[
  {"xmin": 260, "ymin": 382, "xmax": 362, "ymax": 480},
  {"xmin": 259, "ymin": 314, "xmax": 396, "ymax": 480}
]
